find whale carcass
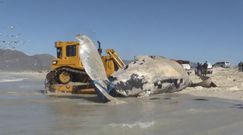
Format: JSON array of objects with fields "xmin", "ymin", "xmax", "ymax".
[
  {"xmin": 109, "ymin": 56, "xmax": 191, "ymax": 97},
  {"xmin": 76, "ymin": 34, "xmax": 215, "ymax": 103}
]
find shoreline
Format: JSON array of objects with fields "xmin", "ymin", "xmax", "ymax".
[
  {"xmin": 1, "ymin": 68, "xmax": 243, "ymax": 101},
  {"xmin": 0, "ymin": 71, "xmax": 47, "ymax": 79}
]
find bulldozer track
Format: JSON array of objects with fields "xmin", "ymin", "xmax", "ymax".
[
  {"xmin": 46, "ymin": 67, "xmax": 87, "ymax": 84},
  {"xmin": 59, "ymin": 67, "xmax": 86, "ymax": 75}
]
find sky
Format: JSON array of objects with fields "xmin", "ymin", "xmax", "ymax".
[{"xmin": 0, "ymin": 0, "xmax": 242, "ymax": 64}]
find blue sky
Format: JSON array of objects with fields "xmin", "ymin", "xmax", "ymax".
[{"xmin": 0, "ymin": 0, "xmax": 242, "ymax": 64}]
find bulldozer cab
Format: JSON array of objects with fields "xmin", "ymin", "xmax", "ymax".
[
  {"xmin": 52, "ymin": 41, "xmax": 83, "ymax": 70},
  {"xmin": 51, "ymin": 41, "xmax": 124, "ymax": 76}
]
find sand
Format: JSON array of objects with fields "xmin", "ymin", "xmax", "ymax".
[{"xmin": 178, "ymin": 67, "xmax": 243, "ymax": 101}]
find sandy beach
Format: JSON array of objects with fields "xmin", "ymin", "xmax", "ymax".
[{"xmin": 178, "ymin": 67, "xmax": 243, "ymax": 101}]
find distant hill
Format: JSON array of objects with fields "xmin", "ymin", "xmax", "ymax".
[{"xmin": 0, "ymin": 49, "xmax": 54, "ymax": 72}]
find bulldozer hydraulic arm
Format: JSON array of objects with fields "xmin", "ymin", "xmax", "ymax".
[{"xmin": 106, "ymin": 49, "xmax": 125, "ymax": 69}]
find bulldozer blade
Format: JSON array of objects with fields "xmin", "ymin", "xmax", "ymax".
[{"xmin": 76, "ymin": 34, "xmax": 122, "ymax": 103}]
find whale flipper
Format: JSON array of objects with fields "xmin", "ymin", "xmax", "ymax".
[{"xmin": 76, "ymin": 34, "xmax": 120, "ymax": 103}]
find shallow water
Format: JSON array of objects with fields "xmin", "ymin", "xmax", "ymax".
[{"xmin": 0, "ymin": 72, "xmax": 243, "ymax": 135}]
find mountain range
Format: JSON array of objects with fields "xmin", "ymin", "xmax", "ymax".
[{"xmin": 0, "ymin": 49, "xmax": 54, "ymax": 72}]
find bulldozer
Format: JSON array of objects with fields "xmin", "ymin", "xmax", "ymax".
[{"xmin": 45, "ymin": 41, "xmax": 125, "ymax": 95}]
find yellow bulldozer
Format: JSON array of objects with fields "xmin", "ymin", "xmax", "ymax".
[{"xmin": 45, "ymin": 41, "xmax": 125, "ymax": 95}]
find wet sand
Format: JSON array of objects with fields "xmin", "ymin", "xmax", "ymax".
[{"xmin": 0, "ymin": 72, "xmax": 243, "ymax": 135}]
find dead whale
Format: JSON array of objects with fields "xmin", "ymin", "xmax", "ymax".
[
  {"xmin": 76, "ymin": 34, "xmax": 216, "ymax": 103},
  {"xmin": 109, "ymin": 56, "xmax": 191, "ymax": 97}
]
